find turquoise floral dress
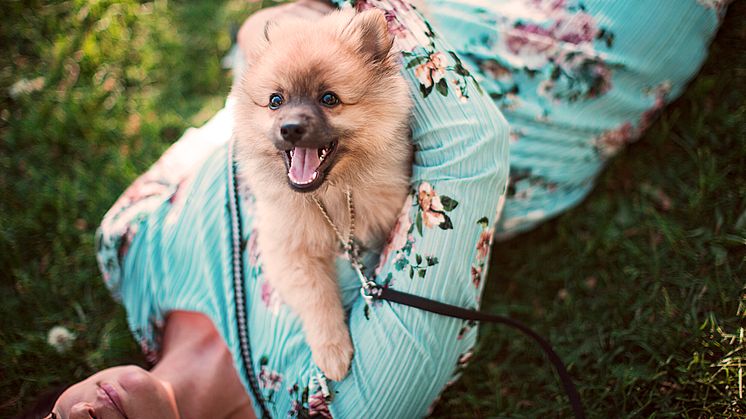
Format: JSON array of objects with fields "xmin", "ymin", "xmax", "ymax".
[
  {"xmin": 96, "ymin": 0, "xmax": 728, "ymax": 417},
  {"xmin": 424, "ymin": 0, "xmax": 729, "ymax": 237}
]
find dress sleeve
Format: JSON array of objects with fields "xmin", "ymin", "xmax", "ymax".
[
  {"xmin": 95, "ymin": 101, "xmax": 235, "ymax": 361},
  {"xmin": 329, "ymin": 1, "xmax": 510, "ymax": 417}
]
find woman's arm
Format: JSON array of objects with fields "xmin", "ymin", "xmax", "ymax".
[
  {"xmin": 48, "ymin": 311, "xmax": 255, "ymax": 419},
  {"xmin": 153, "ymin": 311, "xmax": 255, "ymax": 419}
]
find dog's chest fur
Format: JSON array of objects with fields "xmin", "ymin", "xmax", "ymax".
[{"xmin": 253, "ymin": 180, "xmax": 406, "ymax": 257}]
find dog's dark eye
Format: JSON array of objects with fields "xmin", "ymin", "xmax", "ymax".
[
  {"xmin": 320, "ymin": 92, "xmax": 339, "ymax": 107},
  {"xmin": 268, "ymin": 93, "xmax": 284, "ymax": 110}
]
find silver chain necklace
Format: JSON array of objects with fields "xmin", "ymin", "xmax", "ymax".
[
  {"xmin": 311, "ymin": 186, "xmax": 356, "ymax": 255},
  {"xmin": 311, "ymin": 187, "xmax": 378, "ymax": 300}
]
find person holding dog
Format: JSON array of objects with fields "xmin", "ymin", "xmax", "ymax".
[{"xmin": 41, "ymin": 0, "xmax": 730, "ymax": 418}]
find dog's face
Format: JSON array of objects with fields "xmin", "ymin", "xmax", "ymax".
[{"xmin": 233, "ymin": 9, "xmax": 412, "ymax": 193}]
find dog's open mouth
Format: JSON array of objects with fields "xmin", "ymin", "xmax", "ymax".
[{"xmin": 282, "ymin": 141, "xmax": 338, "ymax": 191}]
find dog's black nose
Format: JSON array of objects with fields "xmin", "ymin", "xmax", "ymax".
[{"xmin": 280, "ymin": 123, "xmax": 306, "ymax": 143}]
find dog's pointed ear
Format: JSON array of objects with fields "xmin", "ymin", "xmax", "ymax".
[
  {"xmin": 237, "ymin": 18, "xmax": 276, "ymax": 68},
  {"xmin": 263, "ymin": 20, "xmax": 277, "ymax": 44},
  {"xmin": 343, "ymin": 9, "xmax": 394, "ymax": 64}
]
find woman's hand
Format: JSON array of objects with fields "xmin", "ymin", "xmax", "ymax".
[{"xmin": 238, "ymin": 0, "xmax": 334, "ymax": 60}]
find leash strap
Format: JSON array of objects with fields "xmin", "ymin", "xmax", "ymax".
[
  {"xmin": 366, "ymin": 284, "xmax": 587, "ymax": 419},
  {"xmin": 313, "ymin": 187, "xmax": 586, "ymax": 418},
  {"xmin": 228, "ymin": 141, "xmax": 272, "ymax": 418}
]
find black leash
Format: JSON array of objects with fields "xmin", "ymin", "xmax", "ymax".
[
  {"xmin": 229, "ymin": 143, "xmax": 273, "ymax": 419},
  {"xmin": 365, "ymin": 284, "xmax": 587, "ymax": 419}
]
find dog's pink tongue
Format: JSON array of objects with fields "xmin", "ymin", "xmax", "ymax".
[{"xmin": 289, "ymin": 147, "xmax": 321, "ymax": 184}]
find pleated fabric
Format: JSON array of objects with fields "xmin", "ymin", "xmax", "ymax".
[
  {"xmin": 95, "ymin": 0, "xmax": 728, "ymax": 417},
  {"xmin": 97, "ymin": 1, "xmax": 508, "ymax": 416},
  {"xmin": 425, "ymin": 0, "xmax": 729, "ymax": 237}
]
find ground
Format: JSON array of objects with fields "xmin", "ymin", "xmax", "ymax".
[{"xmin": 1, "ymin": 0, "xmax": 744, "ymax": 417}]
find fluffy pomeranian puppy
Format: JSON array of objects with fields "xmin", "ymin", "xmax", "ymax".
[{"xmin": 232, "ymin": 9, "xmax": 412, "ymax": 380}]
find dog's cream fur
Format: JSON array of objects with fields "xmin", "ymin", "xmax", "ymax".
[{"xmin": 232, "ymin": 9, "xmax": 412, "ymax": 380}]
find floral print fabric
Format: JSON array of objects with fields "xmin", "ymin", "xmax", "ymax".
[
  {"xmin": 97, "ymin": 0, "xmax": 509, "ymax": 417},
  {"xmin": 426, "ymin": 0, "xmax": 729, "ymax": 237},
  {"xmin": 95, "ymin": 0, "xmax": 727, "ymax": 417},
  {"xmin": 244, "ymin": 1, "xmax": 509, "ymax": 416}
]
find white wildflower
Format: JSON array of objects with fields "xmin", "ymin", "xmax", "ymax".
[
  {"xmin": 9, "ymin": 77, "xmax": 45, "ymax": 99},
  {"xmin": 47, "ymin": 326, "xmax": 76, "ymax": 353}
]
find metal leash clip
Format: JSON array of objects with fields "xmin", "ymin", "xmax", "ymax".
[
  {"xmin": 350, "ymin": 257, "xmax": 379, "ymax": 302},
  {"xmin": 313, "ymin": 187, "xmax": 382, "ymax": 303}
]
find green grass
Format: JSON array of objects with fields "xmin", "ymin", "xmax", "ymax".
[{"xmin": 1, "ymin": 1, "xmax": 744, "ymax": 417}]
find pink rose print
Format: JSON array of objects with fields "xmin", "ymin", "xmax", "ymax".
[
  {"xmin": 288, "ymin": 400, "xmax": 302, "ymax": 417},
  {"xmin": 137, "ymin": 317, "xmax": 164, "ymax": 365},
  {"xmin": 638, "ymin": 82, "xmax": 672, "ymax": 132},
  {"xmin": 388, "ymin": 205, "xmax": 413, "ymax": 252},
  {"xmin": 377, "ymin": 200, "xmax": 413, "ymax": 273},
  {"xmin": 471, "ymin": 217, "xmax": 493, "ymax": 288},
  {"xmin": 594, "ymin": 122, "xmax": 635, "ymax": 158},
  {"xmin": 593, "ymin": 81, "xmax": 671, "ymax": 158},
  {"xmin": 258, "ymin": 366, "xmax": 283, "ymax": 392},
  {"xmin": 552, "ymin": 12, "xmax": 598, "ymax": 45},
  {"xmin": 165, "ymin": 175, "xmax": 196, "ymax": 226},
  {"xmin": 414, "ymin": 52, "xmax": 447, "ymax": 91},
  {"xmin": 457, "ymin": 319, "xmax": 477, "ymax": 340},
  {"xmin": 355, "ymin": 0, "xmax": 411, "ymax": 13},
  {"xmin": 247, "ymin": 230, "xmax": 260, "ymax": 266},
  {"xmin": 458, "ymin": 351, "xmax": 474, "ymax": 367},
  {"xmin": 481, "ymin": 0, "xmax": 616, "ymax": 107},
  {"xmin": 479, "ymin": 58, "xmax": 512, "ymax": 81},
  {"xmin": 354, "ymin": 2, "xmax": 408, "ymax": 40},
  {"xmin": 406, "ymin": 49, "xmax": 482, "ymax": 99},
  {"xmin": 418, "ymin": 181, "xmax": 446, "ymax": 228},
  {"xmin": 503, "ymin": 23, "xmax": 557, "ymax": 69},
  {"xmin": 139, "ymin": 338, "xmax": 160, "ymax": 365},
  {"xmin": 117, "ymin": 225, "xmax": 137, "ymax": 261},
  {"xmin": 376, "ymin": 183, "xmax": 456, "ymax": 285},
  {"xmin": 412, "ymin": 181, "xmax": 458, "ymax": 234},
  {"xmin": 261, "ymin": 280, "xmax": 282, "ymax": 315},
  {"xmin": 308, "ymin": 389, "xmax": 332, "ymax": 418},
  {"xmin": 383, "ymin": 10, "xmax": 408, "ymax": 38},
  {"xmin": 543, "ymin": 49, "xmax": 613, "ymax": 101},
  {"xmin": 451, "ymin": 78, "xmax": 469, "ymax": 103},
  {"xmin": 528, "ymin": 0, "xmax": 567, "ymax": 11},
  {"xmin": 257, "ymin": 356, "xmax": 283, "ymax": 405},
  {"xmin": 471, "ymin": 265, "xmax": 483, "ymax": 288},
  {"xmin": 697, "ymin": 0, "xmax": 730, "ymax": 16},
  {"xmin": 119, "ymin": 175, "xmax": 171, "ymax": 206},
  {"xmin": 356, "ymin": 0, "xmax": 435, "ymax": 51},
  {"xmin": 476, "ymin": 229, "xmax": 494, "ymax": 260},
  {"xmin": 388, "ymin": 0, "xmax": 414, "ymax": 12}
]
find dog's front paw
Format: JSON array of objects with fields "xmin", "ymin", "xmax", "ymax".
[{"xmin": 312, "ymin": 332, "xmax": 353, "ymax": 381}]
